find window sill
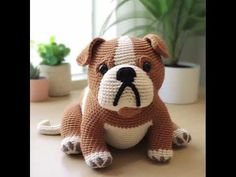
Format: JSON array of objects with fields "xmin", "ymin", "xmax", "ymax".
[{"xmin": 71, "ymin": 73, "xmax": 88, "ymax": 90}]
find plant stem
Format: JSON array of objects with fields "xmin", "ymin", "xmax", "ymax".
[
  {"xmin": 162, "ymin": 17, "xmax": 173, "ymax": 59},
  {"xmin": 172, "ymin": 1, "xmax": 184, "ymax": 64},
  {"xmin": 176, "ymin": 31, "xmax": 188, "ymax": 60}
]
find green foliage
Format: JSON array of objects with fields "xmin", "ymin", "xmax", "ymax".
[
  {"xmin": 38, "ymin": 36, "xmax": 70, "ymax": 66},
  {"xmin": 100, "ymin": 0, "xmax": 206, "ymax": 66},
  {"xmin": 30, "ymin": 62, "xmax": 40, "ymax": 79}
]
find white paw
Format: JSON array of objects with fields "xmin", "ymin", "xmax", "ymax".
[
  {"xmin": 148, "ymin": 149, "xmax": 173, "ymax": 162},
  {"xmin": 85, "ymin": 151, "xmax": 113, "ymax": 168},
  {"xmin": 172, "ymin": 128, "xmax": 191, "ymax": 147},
  {"xmin": 61, "ymin": 136, "xmax": 81, "ymax": 154}
]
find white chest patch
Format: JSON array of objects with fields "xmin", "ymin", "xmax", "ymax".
[{"xmin": 104, "ymin": 121, "xmax": 153, "ymax": 149}]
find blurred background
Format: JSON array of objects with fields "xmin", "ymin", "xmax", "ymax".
[
  {"xmin": 30, "ymin": 2, "xmax": 205, "ymax": 175},
  {"xmin": 30, "ymin": 0, "xmax": 205, "ymax": 87}
]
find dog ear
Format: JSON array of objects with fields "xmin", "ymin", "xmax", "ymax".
[
  {"xmin": 76, "ymin": 37, "xmax": 105, "ymax": 66},
  {"xmin": 143, "ymin": 34, "xmax": 169, "ymax": 58}
]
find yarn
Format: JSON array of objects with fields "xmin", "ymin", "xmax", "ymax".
[{"xmin": 37, "ymin": 34, "xmax": 192, "ymax": 169}]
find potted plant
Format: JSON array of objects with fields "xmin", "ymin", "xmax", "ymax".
[
  {"xmin": 30, "ymin": 62, "xmax": 49, "ymax": 102},
  {"xmin": 37, "ymin": 36, "xmax": 71, "ymax": 97},
  {"xmin": 100, "ymin": 0, "xmax": 205, "ymax": 104}
]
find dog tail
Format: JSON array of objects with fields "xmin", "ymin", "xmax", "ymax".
[{"xmin": 37, "ymin": 120, "xmax": 61, "ymax": 135}]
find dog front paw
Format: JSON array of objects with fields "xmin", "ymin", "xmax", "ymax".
[
  {"xmin": 85, "ymin": 151, "xmax": 113, "ymax": 168},
  {"xmin": 61, "ymin": 136, "xmax": 81, "ymax": 154},
  {"xmin": 148, "ymin": 149, "xmax": 173, "ymax": 163},
  {"xmin": 172, "ymin": 128, "xmax": 191, "ymax": 147}
]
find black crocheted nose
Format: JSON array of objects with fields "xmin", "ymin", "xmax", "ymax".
[
  {"xmin": 116, "ymin": 67, "xmax": 136, "ymax": 83},
  {"xmin": 114, "ymin": 67, "xmax": 140, "ymax": 107}
]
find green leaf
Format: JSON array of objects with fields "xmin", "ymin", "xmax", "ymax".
[
  {"xmin": 183, "ymin": 15, "xmax": 205, "ymax": 30},
  {"xmin": 122, "ymin": 23, "xmax": 156, "ymax": 36},
  {"xmin": 48, "ymin": 56, "xmax": 58, "ymax": 65},
  {"xmin": 177, "ymin": 0, "xmax": 194, "ymax": 33},
  {"xmin": 38, "ymin": 44, "xmax": 46, "ymax": 53},
  {"xmin": 99, "ymin": 0, "xmax": 131, "ymax": 36},
  {"xmin": 50, "ymin": 36, "xmax": 55, "ymax": 44},
  {"xmin": 99, "ymin": 0, "xmax": 206, "ymax": 65},
  {"xmin": 138, "ymin": 0, "xmax": 164, "ymax": 19},
  {"xmin": 138, "ymin": 0, "xmax": 175, "ymax": 19},
  {"xmin": 58, "ymin": 44, "xmax": 65, "ymax": 51},
  {"xmin": 64, "ymin": 48, "xmax": 70, "ymax": 56},
  {"xmin": 30, "ymin": 62, "xmax": 40, "ymax": 79},
  {"xmin": 136, "ymin": 29, "xmax": 157, "ymax": 37},
  {"xmin": 37, "ymin": 37, "xmax": 70, "ymax": 66},
  {"xmin": 188, "ymin": 22, "xmax": 206, "ymax": 36},
  {"xmin": 102, "ymin": 11, "xmax": 154, "ymax": 35},
  {"xmin": 190, "ymin": 0, "xmax": 206, "ymax": 17}
]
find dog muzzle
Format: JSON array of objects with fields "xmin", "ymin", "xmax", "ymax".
[{"xmin": 98, "ymin": 64, "xmax": 154, "ymax": 112}]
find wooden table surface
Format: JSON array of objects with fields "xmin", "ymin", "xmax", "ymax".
[{"xmin": 30, "ymin": 89, "xmax": 205, "ymax": 177}]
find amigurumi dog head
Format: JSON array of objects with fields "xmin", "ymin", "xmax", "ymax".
[{"xmin": 59, "ymin": 34, "xmax": 191, "ymax": 168}]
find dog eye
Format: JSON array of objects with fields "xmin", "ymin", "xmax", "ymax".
[
  {"xmin": 143, "ymin": 61, "xmax": 151, "ymax": 72},
  {"xmin": 98, "ymin": 64, "xmax": 108, "ymax": 75}
]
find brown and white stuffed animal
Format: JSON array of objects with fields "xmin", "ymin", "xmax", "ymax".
[{"xmin": 38, "ymin": 34, "xmax": 191, "ymax": 169}]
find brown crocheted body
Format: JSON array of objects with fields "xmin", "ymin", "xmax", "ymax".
[
  {"xmin": 61, "ymin": 90, "xmax": 174, "ymax": 156},
  {"xmin": 61, "ymin": 35, "xmax": 191, "ymax": 168}
]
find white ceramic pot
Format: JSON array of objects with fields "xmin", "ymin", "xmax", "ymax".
[
  {"xmin": 39, "ymin": 63, "xmax": 71, "ymax": 97},
  {"xmin": 159, "ymin": 62, "xmax": 200, "ymax": 104}
]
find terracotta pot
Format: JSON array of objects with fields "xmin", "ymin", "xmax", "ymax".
[
  {"xmin": 159, "ymin": 62, "xmax": 200, "ymax": 104},
  {"xmin": 30, "ymin": 77, "xmax": 49, "ymax": 102},
  {"xmin": 39, "ymin": 63, "xmax": 71, "ymax": 97}
]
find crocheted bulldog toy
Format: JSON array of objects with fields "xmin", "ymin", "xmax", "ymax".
[{"xmin": 38, "ymin": 34, "xmax": 191, "ymax": 168}]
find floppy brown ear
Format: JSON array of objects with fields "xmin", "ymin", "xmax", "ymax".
[
  {"xmin": 76, "ymin": 37, "xmax": 105, "ymax": 66},
  {"xmin": 143, "ymin": 34, "xmax": 169, "ymax": 58}
]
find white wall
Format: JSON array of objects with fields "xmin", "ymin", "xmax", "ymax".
[
  {"xmin": 180, "ymin": 36, "xmax": 206, "ymax": 86},
  {"xmin": 93, "ymin": 0, "xmax": 117, "ymax": 39},
  {"xmin": 30, "ymin": 0, "xmax": 93, "ymax": 75}
]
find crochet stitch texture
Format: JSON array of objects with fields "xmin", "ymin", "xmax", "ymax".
[{"xmin": 60, "ymin": 34, "xmax": 191, "ymax": 168}]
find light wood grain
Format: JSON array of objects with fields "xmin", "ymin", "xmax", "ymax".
[{"xmin": 30, "ymin": 89, "xmax": 205, "ymax": 177}]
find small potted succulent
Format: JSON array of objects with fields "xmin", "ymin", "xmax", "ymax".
[
  {"xmin": 37, "ymin": 36, "xmax": 71, "ymax": 97},
  {"xmin": 30, "ymin": 62, "xmax": 49, "ymax": 102}
]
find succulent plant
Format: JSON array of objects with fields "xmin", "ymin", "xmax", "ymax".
[
  {"xmin": 30, "ymin": 62, "xmax": 40, "ymax": 79},
  {"xmin": 38, "ymin": 36, "xmax": 70, "ymax": 66}
]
